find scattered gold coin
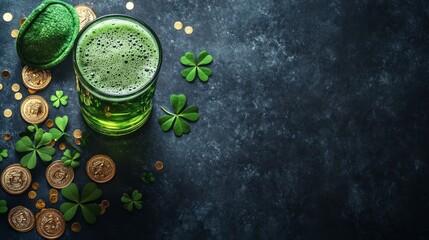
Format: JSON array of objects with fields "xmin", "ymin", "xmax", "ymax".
[
  {"xmin": 1, "ymin": 164, "xmax": 32, "ymax": 194},
  {"xmin": 46, "ymin": 160, "xmax": 74, "ymax": 189},
  {"xmin": 71, "ymin": 222, "xmax": 81, "ymax": 233},
  {"xmin": 155, "ymin": 160, "xmax": 164, "ymax": 170},
  {"xmin": 3, "ymin": 109, "xmax": 12, "ymax": 118},
  {"xmin": 99, "ymin": 204, "xmax": 106, "ymax": 215},
  {"xmin": 8, "ymin": 206, "xmax": 35, "ymax": 233},
  {"xmin": 19, "ymin": 17, "xmax": 27, "ymax": 27},
  {"xmin": 101, "ymin": 199, "xmax": 110, "ymax": 208},
  {"xmin": 11, "ymin": 29, "xmax": 19, "ymax": 38},
  {"xmin": 36, "ymin": 208, "xmax": 65, "ymax": 239},
  {"xmin": 35, "ymin": 199, "xmax": 46, "ymax": 209},
  {"xmin": 174, "ymin": 21, "xmax": 183, "ymax": 30},
  {"xmin": 184, "ymin": 26, "xmax": 193, "ymax": 35},
  {"xmin": 49, "ymin": 188, "xmax": 59, "ymax": 196},
  {"xmin": 3, "ymin": 12, "xmax": 13, "ymax": 22},
  {"xmin": 73, "ymin": 129, "xmax": 83, "ymax": 139},
  {"xmin": 0, "ymin": 83, "xmax": 3, "ymax": 90},
  {"xmin": 3, "ymin": 133, "xmax": 11, "ymax": 141},
  {"xmin": 1, "ymin": 70, "xmax": 10, "ymax": 79},
  {"xmin": 32, "ymin": 182, "xmax": 40, "ymax": 190},
  {"xmin": 126, "ymin": 2, "xmax": 135, "ymax": 10},
  {"xmin": 74, "ymin": 138, "xmax": 82, "ymax": 146},
  {"xmin": 20, "ymin": 95, "xmax": 49, "ymax": 124},
  {"xmin": 74, "ymin": 4, "xmax": 97, "ymax": 31},
  {"xmin": 45, "ymin": 119, "xmax": 54, "ymax": 128},
  {"xmin": 59, "ymin": 143, "xmax": 66, "ymax": 150},
  {"xmin": 49, "ymin": 194, "xmax": 58, "ymax": 204},
  {"xmin": 28, "ymin": 88, "xmax": 37, "ymax": 94},
  {"xmin": 86, "ymin": 154, "xmax": 116, "ymax": 183},
  {"xmin": 14, "ymin": 92, "xmax": 23, "ymax": 100},
  {"xmin": 28, "ymin": 190, "xmax": 37, "ymax": 199},
  {"xmin": 11, "ymin": 83, "xmax": 20, "ymax": 92},
  {"xmin": 21, "ymin": 65, "xmax": 52, "ymax": 91}
]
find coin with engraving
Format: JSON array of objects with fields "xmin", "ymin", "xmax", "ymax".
[
  {"xmin": 86, "ymin": 155, "xmax": 116, "ymax": 183},
  {"xmin": 8, "ymin": 206, "xmax": 35, "ymax": 232},
  {"xmin": 75, "ymin": 4, "xmax": 96, "ymax": 31},
  {"xmin": 46, "ymin": 161, "xmax": 74, "ymax": 189},
  {"xmin": 20, "ymin": 95, "xmax": 49, "ymax": 124},
  {"xmin": 1, "ymin": 163, "xmax": 32, "ymax": 194},
  {"xmin": 36, "ymin": 208, "xmax": 65, "ymax": 240},
  {"xmin": 21, "ymin": 65, "xmax": 52, "ymax": 91}
]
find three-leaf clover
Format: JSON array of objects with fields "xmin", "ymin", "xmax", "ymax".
[
  {"xmin": 15, "ymin": 128, "xmax": 55, "ymax": 169},
  {"xmin": 159, "ymin": 94, "xmax": 199, "ymax": 137},
  {"xmin": 61, "ymin": 149, "xmax": 80, "ymax": 168},
  {"xmin": 121, "ymin": 190, "xmax": 142, "ymax": 212},
  {"xmin": 180, "ymin": 50, "xmax": 213, "ymax": 82},
  {"xmin": 141, "ymin": 172, "xmax": 155, "ymax": 184},
  {"xmin": 0, "ymin": 148, "xmax": 8, "ymax": 163},
  {"xmin": 0, "ymin": 200, "xmax": 7, "ymax": 213},
  {"xmin": 60, "ymin": 182, "xmax": 102, "ymax": 224},
  {"xmin": 50, "ymin": 90, "xmax": 69, "ymax": 108},
  {"xmin": 49, "ymin": 116, "xmax": 68, "ymax": 141}
]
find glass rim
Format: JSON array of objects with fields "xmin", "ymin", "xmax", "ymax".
[{"xmin": 73, "ymin": 14, "xmax": 163, "ymax": 100}]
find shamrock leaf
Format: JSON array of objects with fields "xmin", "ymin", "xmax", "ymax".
[
  {"xmin": 15, "ymin": 128, "xmax": 55, "ymax": 169},
  {"xmin": 121, "ymin": 190, "xmax": 143, "ymax": 212},
  {"xmin": 49, "ymin": 116, "xmax": 68, "ymax": 141},
  {"xmin": 60, "ymin": 182, "xmax": 102, "ymax": 224},
  {"xmin": 141, "ymin": 172, "xmax": 155, "ymax": 184},
  {"xmin": 0, "ymin": 200, "xmax": 7, "ymax": 214},
  {"xmin": 180, "ymin": 50, "xmax": 213, "ymax": 82},
  {"xmin": 61, "ymin": 149, "xmax": 81, "ymax": 168},
  {"xmin": 0, "ymin": 148, "xmax": 8, "ymax": 163},
  {"xmin": 158, "ymin": 94, "xmax": 199, "ymax": 137},
  {"xmin": 50, "ymin": 90, "xmax": 69, "ymax": 108}
]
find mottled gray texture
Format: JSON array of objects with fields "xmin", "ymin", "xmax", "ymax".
[{"xmin": 1, "ymin": 0, "xmax": 429, "ymax": 239}]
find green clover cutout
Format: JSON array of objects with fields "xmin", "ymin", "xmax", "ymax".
[
  {"xmin": 180, "ymin": 50, "xmax": 213, "ymax": 82},
  {"xmin": 61, "ymin": 149, "xmax": 80, "ymax": 168},
  {"xmin": 50, "ymin": 90, "xmax": 69, "ymax": 108},
  {"xmin": 141, "ymin": 172, "xmax": 155, "ymax": 184},
  {"xmin": 15, "ymin": 128, "xmax": 55, "ymax": 169},
  {"xmin": 159, "ymin": 94, "xmax": 199, "ymax": 137},
  {"xmin": 0, "ymin": 148, "xmax": 8, "ymax": 163},
  {"xmin": 60, "ymin": 182, "xmax": 102, "ymax": 224},
  {"xmin": 0, "ymin": 200, "xmax": 7, "ymax": 214},
  {"xmin": 121, "ymin": 190, "xmax": 143, "ymax": 212}
]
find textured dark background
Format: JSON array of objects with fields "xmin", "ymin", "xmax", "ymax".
[{"xmin": 1, "ymin": 0, "xmax": 429, "ymax": 239}]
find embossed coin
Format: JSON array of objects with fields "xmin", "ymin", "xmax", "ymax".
[
  {"xmin": 86, "ymin": 155, "xmax": 116, "ymax": 183},
  {"xmin": 75, "ymin": 4, "xmax": 96, "ymax": 31},
  {"xmin": 21, "ymin": 65, "xmax": 52, "ymax": 91},
  {"xmin": 8, "ymin": 206, "xmax": 35, "ymax": 232},
  {"xmin": 36, "ymin": 208, "xmax": 65, "ymax": 240},
  {"xmin": 1, "ymin": 163, "xmax": 32, "ymax": 194},
  {"xmin": 20, "ymin": 95, "xmax": 49, "ymax": 124},
  {"xmin": 46, "ymin": 161, "xmax": 74, "ymax": 189}
]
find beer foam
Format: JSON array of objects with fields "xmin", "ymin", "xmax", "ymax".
[{"xmin": 76, "ymin": 17, "xmax": 160, "ymax": 96}]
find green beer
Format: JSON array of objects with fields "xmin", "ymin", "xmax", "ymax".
[{"xmin": 73, "ymin": 15, "xmax": 162, "ymax": 136}]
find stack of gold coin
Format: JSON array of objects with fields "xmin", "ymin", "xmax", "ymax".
[
  {"xmin": 99, "ymin": 199, "xmax": 110, "ymax": 215},
  {"xmin": 20, "ymin": 95, "xmax": 49, "ymax": 124},
  {"xmin": 86, "ymin": 155, "xmax": 116, "ymax": 183},
  {"xmin": 36, "ymin": 208, "xmax": 65, "ymax": 239},
  {"xmin": 21, "ymin": 65, "xmax": 52, "ymax": 93},
  {"xmin": 73, "ymin": 129, "xmax": 83, "ymax": 145},
  {"xmin": 8, "ymin": 206, "xmax": 35, "ymax": 232},
  {"xmin": 49, "ymin": 188, "xmax": 59, "ymax": 204}
]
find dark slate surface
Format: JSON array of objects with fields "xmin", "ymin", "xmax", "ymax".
[{"xmin": 1, "ymin": 0, "xmax": 429, "ymax": 239}]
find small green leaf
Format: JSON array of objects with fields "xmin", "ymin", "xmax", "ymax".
[
  {"xmin": 185, "ymin": 67, "xmax": 197, "ymax": 82},
  {"xmin": 181, "ymin": 67, "xmax": 195, "ymax": 78},
  {"xmin": 60, "ymin": 202, "xmax": 79, "ymax": 221},
  {"xmin": 37, "ymin": 146, "xmax": 55, "ymax": 162},
  {"xmin": 63, "ymin": 149, "xmax": 72, "ymax": 158},
  {"xmin": 20, "ymin": 151, "xmax": 36, "ymax": 169},
  {"xmin": 15, "ymin": 136, "xmax": 34, "ymax": 152},
  {"xmin": 121, "ymin": 193, "xmax": 131, "ymax": 203},
  {"xmin": 141, "ymin": 172, "xmax": 156, "ymax": 184},
  {"xmin": 199, "ymin": 67, "xmax": 212, "ymax": 77},
  {"xmin": 51, "ymin": 91, "xmax": 68, "ymax": 108},
  {"xmin": 132, "ymin": 190, "xmax": 142, "ymax": 201},
  {"xmin": 158, "ymin": 115, "xmax": 174, "ymax": 125},
  {"xmin": 180, "ymin": 52, "xmax": 196, "ymax": 66},
  {"xmin": 0, "ymin": 148, "xmax": 8, "ymax": 158},
  {"xmin": 0, "ymin": 200, "xmax": 8, "ymax": 214},
  {"xmin": 161, "ymin": 116, "xmax": 176, "ymax": 132},
  {"xmin": 81, "ymin": 182, "xmax": 102, "ymax": 204},
  {"xmin": 71, "ymin": 161, "xmax": 80, "ymax": 168},
  {"xmin": 55, "ymin": 116, "xmax": 68, "ymax": 132},
  {"xmin": 126, "ymin": 202, "xmax": 133, "ymax": 212},
  {"xmin": 197, "ymin": 50, "xmax": 213, "ymax": 65},
  {"xmin": 173, "ymin": 118, "xmax": 190, "ymax": 136},
  {"xmin": 49, "ymin": 128, "xmax": 64, "ymax": 141},
  {"xmin": 34, "ymin": 128, "xmax": 43, "ymax": 145},
  {"xmin": 81, "ymin": 204, "xmax": 99, "ymax": 224},
  {"xmin": 170, "ymin": 94, "xmax": 187, "ymax": 113},
  {"xmin": 179, "ymin": 105, "xmax": 199, "ymax": 121},
  {"xmin": 61, "ymin": 183, "xmax": 80, "ymax": 203},
  {"xmin": 36, "ymin": 132, "xmax": 53, "ymax": 148},
  {"xmin": 134, "ymin": 201, "xmax": 142, "ymax": 209}
]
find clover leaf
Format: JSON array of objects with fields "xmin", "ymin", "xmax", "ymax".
[
  {"xmin": 121, "ymin": 190, "xmax": 142, "ymax": 212},
  {"xmin": 0, "ymin": 148, "xmax": 8, "ymax": 163},
  {"xmin": 50, "ymin": 90, "xmax": 69, "ymax": 108},
  {"xmin": 49, "ymin": 115, "xmax": 68, "ymax": 141},
  {"xmin": 15, "ymin": 128, "xmax": 55, "ymax": 169},
  {"xmin": 60, "ymin": 182, "xmax": 102, "ymax": 224},
  {"xmin": 141, "ymin": 172, "xmax": 155, "ymax": 184},
  {"xmin": 158, "ymin": 94, "xmax": 199, "ymax": 137},
  {"xmin": 180, "ymin": 50, "xmax": 213, "ymax": 82},
  {"xmin": 61, "ymin": 149, "xmax": 80, "ymax": 168},
  {"xmin": 0, "ymin": 200, "xmax": 7, "ymax": 214}
]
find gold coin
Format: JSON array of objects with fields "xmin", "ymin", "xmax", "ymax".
[
  {"xmin": 14, "ymin": 92, "xmax": 23, "ymax": 100},
  {"xmin": 35, "ymin": 199, "xmax": 46, "ymax": 209},
  {"xmin": 75, "ymin": 4, "xmax": 96, "ymax": 31},
  {"xmin": 28, "ymin": 88, "xmax": 37, "ymax": 94},
  {"xmin": 32, "ymin": 182, "xmax": 40, "ymax": 190},
  {"xmin": 28, "ymin": 190, "xmax": 37, "ymax": 199},
  {"xmin": 71, "ymin": 222, "xmax": 81, "ymax": 233},
  {"xmin": 74, "ymin": 138, "xmax": 81, "ymax": 146},
  {"xmin": 8, "ymin": 206, "xmax": 35, "ymax": 232},
  {"xmin": 49, "ymin": 188, "xmax": 59, "ymax": 196},
  {"xmin": 58, "ymin": 143, "xmax": 66, "ymax": 150},
  {"xmin": 21, "ymin": 65, "xmax": 52, "ymax": 91},
  {"xmin": 19, "ymin": 17, "xmax": 27, "ymax": 27},
  {"xmin": 184, "ymin": 26, "xmax": 193, "ymax": 35},
  {"xmin": 1, "ymin": 163, "xmax": 32, "ymax": 194},
  {"xmin": 72, "ymin": 129, "xmax": 82, "ymax": 139},
  {"xmin": 49, "ymin": 194, "xmax": 58, "ymax": 204},
  {"xmin": 3, "ymin": 133, "xmax": 11, "ymax": 141},
  {"xmin": 1, "ymin": 70, "xmax": 10, "ymax": 79},
  {"xmin": 3, "ymin": 13, "xmax": 13, "ymax": 22},
  {"xmin": 20, "ymin": 95, "xmax": 49, "ymax": 124},
  {"xmin": 11, "ymin": 83, "xmax": 20, "ymax": 92},
  {"xmin": 174, "ymin": 21, "xmax": 183, "ymax": 30},
  {"xmin": 45, "ymin": 119, "xmax": 54, "ymax": 128},
  {"xmin": 0, "ymin": 83, "xmax": 3, "ymax": 90},
  {"xmin": 36, "ymin": 208, "xmax": 65, "ymax": 239},
  {"xmin": 11, "ymin": 29, "xmax": 19, "ymax": 38},
  {"xmin": 86, "ymin": 155, "xmax": 116, "ymax": 183},
  {"xmin": 125, "ymin": 1, "xmax": 135, "ymax": 10},
  {"xmin": 101, "ymin": 199, "xmax": 110, "ymax": 208},
  {"xmin": 154, "ymin": 160, "xmax": 164, "ymax": 170},
  {"xmin": 46, "ymin": 160, "xmax": 74, "ymax": 189},
  {"xmin": 3, "ymin": 109, "xmax": 12, "ymax": 118}
]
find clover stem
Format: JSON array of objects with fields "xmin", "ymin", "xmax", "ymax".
[{"xmin": 160, "ymin": 106, "xmax": 176, "ymax": 116}]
